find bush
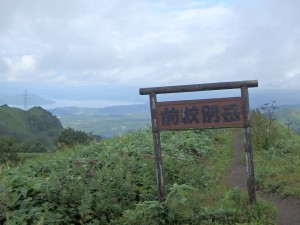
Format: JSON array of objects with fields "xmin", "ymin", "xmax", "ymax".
[
  {"xmin": 251, "ymin": 106, "xmax": 300, "ymax": 197},
  {"xmin": 0, "ymin": 136, "xmax": 20, "ymax": 164},
  {"xmin": 251, "ymin": 109, "xmax": 293, "ymax": 152},
  {"xmin": 57, "ymin": 128, "xmax": 91, "ymax": 147}
]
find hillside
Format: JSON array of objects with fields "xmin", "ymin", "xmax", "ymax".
[
  {"xmin": 0, "ymin": 105, "xmax": 63, "ymax": 149},
  {"xmin": 1, "ymin": 108, "xmax": 300, "ymax": 224},
  {"xmin": 0, "ymin": 129, "xmax": 277, "ymax": 224}
]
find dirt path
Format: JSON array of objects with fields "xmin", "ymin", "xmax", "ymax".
[{"xmin": 227, "ymin": 131, "xmax": 300, "ymax": 225}]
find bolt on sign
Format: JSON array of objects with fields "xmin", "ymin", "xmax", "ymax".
[{"xmin": 139, "ymin": 80, "xmax": 258, "ymax": 204}]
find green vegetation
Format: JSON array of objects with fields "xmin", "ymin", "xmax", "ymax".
[
  {"xmin": 0, "ymin": 105, "xmax": 63, "ymax": 150},
  {"xmin": 1, "ymin": 101, "xmax": 300, "ymax": 224},
  {"xmin": 57, "ymin": 128, "xmax": 92, "ymax": 147},
  {"xmin": 0, "ymin": 129, "xmax": 276, "ymax": 224},
  {"xmin": 0, "ymin": 136, "xmax": 20, "ymax": 164},
  {"xmin": 251, "ymin": 109, "xmax": 300, "ymax": 197},
  {"xmin": 0, "ymin": 105, "xmax": 97, "ymax": 165},
  {"xmin": 0, "ymin": 136, "xmax": 49, "ymax": 164}
]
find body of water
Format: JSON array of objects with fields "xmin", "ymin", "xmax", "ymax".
[{"xmin": 10, "ymin": 99, "xmax": 142, "ymax": 110}]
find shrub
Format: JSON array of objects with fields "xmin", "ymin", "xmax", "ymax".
[
  {"xmin": 57, "ymin": 128, "xmax": 91, "ymax": 147},
  {"xmin": 0, "ymin": 136, "xmax": 20, "ymax": 164}
]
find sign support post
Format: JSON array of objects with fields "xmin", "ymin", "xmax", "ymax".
[
  {"xmin": 140, "ymin": 80, "xmax": 258, "ymax": 203},
  {"xmin": 241, "ymin": 86, "xmax": 256, "ymax": 203},
  {"xmin": 149, "ymin": 93, "xmax": 164, "ymax": 201}
]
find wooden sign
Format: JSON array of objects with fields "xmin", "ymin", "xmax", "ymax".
[
  {"xmin": 140, "ymin": 80, "xmax": 258, "ymax": 203},
  {"xmin": 157, "ymin": 97, "xmax": 244, "ymax": 130}
]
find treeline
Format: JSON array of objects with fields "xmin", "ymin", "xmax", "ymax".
[
  {"xmin": 0, "ymin": 136, "xmax": 47, "ymax": 164},
  {"xmin": 57, "ymin": 127, "xmax": 99, "ymax": 148},
  {"xmin": 0, "ymin": 127, "xmax": 98, "ymax": 164}
]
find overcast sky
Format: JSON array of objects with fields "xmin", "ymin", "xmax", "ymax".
[{"xmin": 0, "ymin": 0, "xmax": 300, "ymax": 104}]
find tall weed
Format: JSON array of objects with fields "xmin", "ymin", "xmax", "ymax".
[
  {"xmin": 251, "ymin": 110, "xmax": 300, "ymax": 197},
  {"xmin": 0, "ymin": 128, "xmax": 276, "ymax": 224}
]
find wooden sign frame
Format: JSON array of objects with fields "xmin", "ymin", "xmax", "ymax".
[{"xmin": 139, "ymin": 80, "xmax": 258, "ymax": 204}]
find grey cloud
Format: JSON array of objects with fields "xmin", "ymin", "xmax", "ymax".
[
  {"xmin": 194, "ymin": 0, "xmax": 300, "ymax": 87},
  {"xmin": 38, "ymin": 44, "xmax": 120, "ymax": 71},
  {"xmin": 0, "ymin": 0, "xmax": 300, "ymax": 89}
]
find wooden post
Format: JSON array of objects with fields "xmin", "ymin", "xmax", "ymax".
[
  {"xmin": 149, "ymin": 93, "xmax": 164, "ymax": 201},
  {"xmin": 241, "ymin": 86, "xmax": 256, "ymax": 204}
]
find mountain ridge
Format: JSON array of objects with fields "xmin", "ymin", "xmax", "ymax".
[{"xmin": 0, "ymin": 105, "xmax": 63, "ymax": 149}]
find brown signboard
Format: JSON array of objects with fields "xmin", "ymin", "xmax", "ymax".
[{"xmin": 157, "ymin": 97, "xmax": 244, "ymax": 130}]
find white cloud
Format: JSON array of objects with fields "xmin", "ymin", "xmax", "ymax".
[
  {"xmin": 2, "ymin": 55, "xmax": 36, "ymax": 81},
  {"xmin": 0, "ymin": 0, "xmax": 299, "ymax": 89}
]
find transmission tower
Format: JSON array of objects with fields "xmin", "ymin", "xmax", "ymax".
[{"xmin": 23, "ymin": 90, "xmax": 28, "ymax": 110}]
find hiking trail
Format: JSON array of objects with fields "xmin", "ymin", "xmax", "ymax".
[{"xmin": 227, "ymin": 131, "xmax": 300, "ymax": 225}]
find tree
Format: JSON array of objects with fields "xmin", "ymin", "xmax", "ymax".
[{"xmin": 57, "ymin": 128, "xmax": 91, "ymax": 147}]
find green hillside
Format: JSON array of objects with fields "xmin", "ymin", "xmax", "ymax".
[
  {"xmin": 0, "ymin": 105, "xmax": 63, "ymax": 149},
  {"xmin": 0, "ymin": 129, "xmax": 277, "ymax": 224},
  {"xmin": 0, "ymin": 105, "xmax": 299, "ymax": 224}
]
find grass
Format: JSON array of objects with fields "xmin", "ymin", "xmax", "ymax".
[
  {"xmin": 255, "ymin": 147, "xmax": 300, "ymax": 197},
  {"xmin": 0, "ymin": 128, "xmax": 276, "ymax": 224},
  {"xmin": 252, "ymin": 110, "xmax": 300, "ymax": 197}
]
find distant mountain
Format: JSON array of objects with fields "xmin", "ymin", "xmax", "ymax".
[
  {"xmin": 0, "ymin": 105, "xmax": 63, "ymax": 149},
  {"xmin": 0, "ymin": 93, "xmax": 54, "ymax": 106}
]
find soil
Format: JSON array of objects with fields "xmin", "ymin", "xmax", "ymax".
[{"xmin": 226, "ymin": 131, "xmax": 300, "ymax": 225}]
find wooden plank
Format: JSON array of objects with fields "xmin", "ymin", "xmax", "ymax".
[
  {"xmin": 140, "ymin": 80, "xmax": 258, "ymax": 95},
  {"xmin": 241, "ymin": 86, "xmax": 256, "ymax": 204},
  {"xmin": 156, "ymin": 97, "xmax": 245, "ymax": 130}
]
